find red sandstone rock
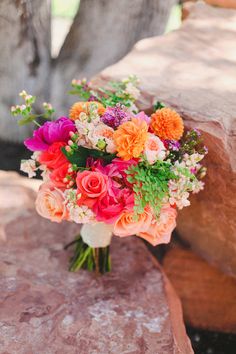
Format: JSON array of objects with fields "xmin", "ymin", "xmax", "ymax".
[
  {"xmin": 0, "ymin": 174, "xmax": 192, "ymax": 354},
  {"xmin": 182, "ymin": 0, "xmax": 236, "ymax": 9},
  {"xmin": 93, "ymin": 2, "xmax": 236, "ymax": 277},
  {"xmin": 0, "ymin": 171, "xmax": 41, "ymax": 241},
  {"xmin": 163, "ymin": 247, "xmax": 236, "ymax": 333}
]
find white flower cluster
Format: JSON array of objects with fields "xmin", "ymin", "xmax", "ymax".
[
  {"xmin": 20, "ymin": 152, "xmax": 40, "ymax": 178},
  {"xmin": 74, "ymin": 106, "xmax": 116, "ymax": 153},
  {"xmin": 124, "ymin": 82, "xmax": 140, "ymax": 100},
  {"xmin": 168, "ymin": 153, "xmax": 205, "ymax": 209},
  {"xmin": 64, "ymin": 189, "xmax": 95, "ymax": 224}
]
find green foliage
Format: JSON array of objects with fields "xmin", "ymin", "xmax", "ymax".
[
  {"xmin": 126, "ymin": 160, "xmax": 176, "ymax": 217},
  {"xmin": 11, "ymin": 91, "xmax": 55, "ymax": 127},
  {"xmin": 69, "ymin": 75, "xmax": 140, "ymax": 112},
  {"xmin": 168, "ymin": 129, "xmax": 207, "ymax": 163},
  {"xmin": 154, "ymin": 101, "xmax": 165, "ymax": 111},
  {"xmin": 62, "ymin": 146, "xmax": 116, "ymax": 167}
]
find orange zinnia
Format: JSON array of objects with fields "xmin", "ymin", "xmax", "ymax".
[
  {"xmin": 69, "ymin": 101, "xmax": 105, "ymax": 120},
  {"xmin": 150, "ymin": 108, "xmax": 184, "ymax": 140},
  {"xmin": 113, "ymin": 118, "xmax": 148, "ymax": 160}
]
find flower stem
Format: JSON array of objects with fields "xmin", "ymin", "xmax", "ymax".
[{"xmin": 66, "ymin": 236, "xmax": 111, "ymax": 274}]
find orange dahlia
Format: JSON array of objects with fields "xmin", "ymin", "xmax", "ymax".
[
  {"xmin": 150, "ymin": 108, "xmax": 184, "ymax": 140},
  {"xmin": 69, "ymin": 101, "xmax": 105, "ymax": 120},
  {"xmin": 113, "ymin": 118, "xmax": 148, "ymax": 160}
]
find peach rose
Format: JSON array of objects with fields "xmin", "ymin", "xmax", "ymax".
[
  {"xmin": 138, "ymin": 205, "xmax": 177, "ymax": 246},
  {"xmin": 76, "ymin": 170, "xmax": 108, "ymax": 208},
  {"xmin": 113, "ymin": 208, "xmax": 152, "ymax": 237},
  {"xmin": 144, "ymin": 133, "xmax": 166, "ymax": 164},
  {"xmin": 88, "ymin": 124, "xmax": 116, "ymax": 153},
  {"xmin": 35, "ymin": 183, "xmax": 68, "ymax": 223},
  {"xmin": 113, "ymin": 118, "xmax": 148, "ymax": 160}
]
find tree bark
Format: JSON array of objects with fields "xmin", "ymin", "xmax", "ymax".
[
  {"xmin": 52, "ymin": 0, "xmax": 177, "ymax": 114},
  {"xmin": 0, "ymin": 0, "xmax": 51, "ymax": 142}
]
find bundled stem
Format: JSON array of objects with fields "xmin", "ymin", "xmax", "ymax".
[{"xmin": 65, "ymin": 236, "xmax": 111, "ymax": 274}]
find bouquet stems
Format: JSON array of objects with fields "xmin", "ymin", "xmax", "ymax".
[{"xmin": 65, "ymin": 236, "xmax": 111, "ymax": 274}]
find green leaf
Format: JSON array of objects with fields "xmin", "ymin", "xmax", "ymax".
[
  {"xmin": 154, "ymin": 101, "xmax": 165, "ymax": 111},
  {"xmin": 17, "ymin": 114, "xmax": 37, "ymax": 126},
  {"xmin": 62, "ymin": 146, "xmax": 116, "ymax": 167}
]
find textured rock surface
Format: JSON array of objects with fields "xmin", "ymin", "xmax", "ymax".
[
  {"xmin": 163, "ymin": 247, "xmax": 236, "ymax": 333},
  {"xmin": 182, "ymin": 0, "xmax": 236, "ymax": 9},
  {"xmin": 0, "ymin": 175, "xmax": 192, "ymax": 354},
  {"xmin": 93, "ymin": 3, "xmax": 236, "ymax": 276},
  {"xmin": 0, "ymin": 171, "xmax": 41, "ymax": 241}
]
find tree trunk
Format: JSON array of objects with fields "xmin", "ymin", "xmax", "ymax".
[
  {"xmin": 52, "ymin": 0, "xmax": 177, "ymax": 114},
  {"xmin": 0, "ymin": 0, "xmax": 51, "ymax": 142}
]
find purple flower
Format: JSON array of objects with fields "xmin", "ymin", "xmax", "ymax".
[
  {"xmin": 193, "ymin": 128, "xmax": 201, "ymax": 137},
  {"xmin": 165, "ymin": 140, "xmax": 181, "ymax": 151},
  {"xmin": 24, "ymin": 117, "xmax": 76, "ymax": 151},
  {"xmin": 135, "ymin": 111, "xmax": 151, "ymax": 125},
  {"xmin": 101, "ymin": 106, "xmax": 130, "ymax": 129}
]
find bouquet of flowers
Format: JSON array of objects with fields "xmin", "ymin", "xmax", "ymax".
[{"xmin": 12, "ymin": 76, "xmax": 207, "ymax": 274}]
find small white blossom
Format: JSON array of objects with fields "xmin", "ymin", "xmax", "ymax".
[
  {"xmin": 20, "ymin": 159, "xmax": 37, "ymax": 178},
  {"xmin": 124, "ymin": 82, "xmax": 140, "ymax": 100},
  {"xmin": 68, "ymin": 204, "xmax": 95, "ymax": 224},
  {"xmin": 32, "ymin": 151, "xmax": 41, "ymax": 161}
]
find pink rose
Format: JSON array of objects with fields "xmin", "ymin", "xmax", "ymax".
[
  {"xmin": 76, "ymin": 170, "xmax": 108, "ymax": 208},
  {"xmin": 35, "ymin": 183, "xmax": 68, "ymax": 223},
  {"xmin": 93, "ymin": 188, "xmax": 134, "ymax": 224},
  {"xmin": 138, "ymin": 205, "xmax": 177, "ymax": 246},
  {"xmin": 113, "ymin": 208, "xmax": 152, "ymax": 237},
  {"xmin": 93, "ymin": 158, "xmax": 137, "ymax": 192}
]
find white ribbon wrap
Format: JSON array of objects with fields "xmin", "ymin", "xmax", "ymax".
[{"xmin": 80, "ymin": 223, "xmax": 113, "ymax": 248}]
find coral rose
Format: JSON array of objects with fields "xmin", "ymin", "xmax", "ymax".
[
  {"xmin": 113, "ymin": 208, "xmax": 152, "ymax": 237},
  {"xmin": 113, "ymin": 118, "xmax": 148, "ymax": 160},
  {"xmin": 138, "ymin": 205, "xmax": 177, "ymax": 246},
  {"xmin": 39, "ymin": 141, "xmax": 68, "ymax": 170},
  {"xmin": 76, "ymin": 170, "xmax": 108, "ymax": 208},
  {"xmin": 150, "ymin": 108, "xmax": 184, "ymax": 140},
  {"xmin": 50, "ymin": 163, "xmax": 76, "ymax": 189},
  {"xmin": 35, "ymin": 183, "xmax": 68, "ymax": 223},
  {"xmin": 69, "ymin": 101, "xmax": 105, "ymax": 120}
]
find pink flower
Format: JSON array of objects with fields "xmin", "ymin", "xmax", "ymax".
[
  {"xmin": 135, "ymin": 111, "xmax": 151, "ymax": 125},
  {"xmin": 93, "ymin": 158, "xmax": 137, "ymax": 192},
  {"xmin": 113, "ymin": 208, "xmax": 152, "ymax": 237},
  {"xmin": 93, "ymin": 188, "xmax": 134, "ymax": 224},
  {"xmin": 138, "ymin": 205, "xmax": 177, "ymax": 246},
  {"xmin": 76, "ymin": 170, "xmax": 108, "ymax": 208},
  {"xmin": 24, "ymin": 117, "xmax": 75, "ymax": 151},
  {"xmin": 35, "ymin": 183, "xmax": 68, "ymax": 223}
]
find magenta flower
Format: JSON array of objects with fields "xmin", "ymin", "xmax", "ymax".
[
  {"xmin": 93, "ymin": 188, "xmax": 134, "ymax": 224},
  {"xmin": 24, "ymin": 117, "xmax": 76, "ymax": 151}
]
